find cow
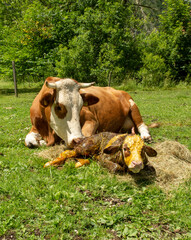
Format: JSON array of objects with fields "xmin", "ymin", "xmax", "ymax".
[
  {"xmin": 43, "ymin": 132, "xmax": 157, "ymax": 174},
  {"xmin": 25, "ymin": 77, "xmax": 152, "ymax": 148}
]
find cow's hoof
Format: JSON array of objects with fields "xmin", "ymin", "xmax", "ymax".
[
  {"xmin": 75, "ymin": 159, "xmax": 90, "ymax": 168},
  {"xmin": 75, "ymin": 162, "xmax": 83, "ymax": 168},
  {"xmin": 143, "ymin": 136, "xmax": 153, "ymax": 144},
  {"xmin": 44, "ymin": 162, "xmax": 51, "ymax": 167},
  {"xmin": 25, "ymin": 132, "xmax": 46, "ymax": 148},
  {"xmin": 39, "ymin": 140, "xmax": 46, "ymax": 146}
]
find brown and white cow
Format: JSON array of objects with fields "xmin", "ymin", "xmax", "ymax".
[{"xmin": 25, "ymin": 77, "xmax": 151, "ymax": 148}]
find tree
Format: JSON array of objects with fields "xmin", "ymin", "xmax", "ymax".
[
  {"xmin": 137, "ymin": 0, "xmax": 191, "ymax": 86},
  {"xmin": 0, "ymin": 0, "xmax": 190, "ymax": 86},
  {"xmin": 160, "ymin": 0, "xmax": 191, "ymax": 82},
  {"xmin": 56, "ymin": 1, "xmax": 142, "ymax": 84}
]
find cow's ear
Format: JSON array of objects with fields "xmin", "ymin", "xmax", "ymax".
[
  {"xmin": 104, "ymin": 145, "xmax": 120, "ymax": 155},
  {"xmin": 80, "ymin": 93, "xmax": 99, "ymax": 106},
  {"xmin": 103, "ymin": 135, "xmax": 127, "ymax": 155},
  {"xmin": 40, "ymin": 93, "xmax": 54, "ymax": 107},
  {"xmin": 143, "ymin": 145, "xmax": 157, "ymax": 157}
]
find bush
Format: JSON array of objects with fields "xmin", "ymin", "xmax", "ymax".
[
  {"xmin": 138, "ymin": 53, "xmax": 167, "ymax": 87},
  {"xmin": 137, "ymin": 0, "xmax": 191, "ymax": 86},
  {"xmin": 0, "ymin": 0, "xmax": 190, "ymax": 87}
]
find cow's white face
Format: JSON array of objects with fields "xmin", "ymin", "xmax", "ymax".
[
  {"xmin": 49, "ymin": 79, "xmax": 83, "ymax": 146},
  {"xmin": 45, "ymin": 78, "xmax": 97, "ymax": 146}
]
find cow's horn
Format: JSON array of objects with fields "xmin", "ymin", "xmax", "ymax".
[
  {"xmin": 46, "ymin": 81, "xmax": 57, "ymax": 89},
  {"xmin": 78, "ymin": 82, "xmax": 95, "ymax": 88}
]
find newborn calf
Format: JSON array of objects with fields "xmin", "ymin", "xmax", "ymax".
[{"xmin": 44, "ymin": 132, "xmax": 157, "ymax": 173}]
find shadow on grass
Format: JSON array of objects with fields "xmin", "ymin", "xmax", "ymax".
[
  {"xmin": 129, "ymin": 164, "xmax": 157, "ymax": 187},
  {"xmin": 117, "ymin": 164, "xmax": 157, "ymax": 188},
  {"xmin": 0, "ymin": 88, "xmax": 41, "ymax": 95}
]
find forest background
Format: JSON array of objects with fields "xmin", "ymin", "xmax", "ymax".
[{"xmin": 0, "ymin": 0, "xmax": 191, "ymax": 88}]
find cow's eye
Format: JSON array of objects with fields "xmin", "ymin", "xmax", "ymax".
[
  {"xmin": 123, "ymin": 146, "xmax": 129, "ymax": 151},
  {"xmin": 123, "ymin": 147, "xmax": 130, "ymax": 157}
]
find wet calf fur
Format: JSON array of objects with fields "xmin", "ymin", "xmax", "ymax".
[{"xmin": 44, "ymin": 132, "xmax": 157, "ymax": 174}]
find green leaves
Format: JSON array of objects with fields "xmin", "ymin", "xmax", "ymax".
[
  {"xmin": 137, "ymin": 0, "xmax": 191, "ymax": 86},
  {"xmin": 55, "ymin": 1, "xmax": 141, "ymax": 84},
  {"xmin": 122, "ymin": 226, "xmax": 138, "ymax": 238},
  {"xmin": 0, "ymin": 0, "xmax": 190, "ymax": 86}
]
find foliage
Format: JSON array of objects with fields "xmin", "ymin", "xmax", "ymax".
[
  {"xmin": 55, "ymin": 2, "xmax": 142, "ymax": 85},
  {"xmin": 137, "ymin": 0, "xmax": 191, "ymax": 86},
  {"xmin": 0, "ymin": 0, "xmax": 190, "ymax": 86},
  {"xmin": 0, "ymin": 85, "xmax": 191, "ymax": 239}
]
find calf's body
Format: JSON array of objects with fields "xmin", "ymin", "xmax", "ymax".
[{"xmin": 44, "ymin": 132, "xmax": 157, "ymax": 174}]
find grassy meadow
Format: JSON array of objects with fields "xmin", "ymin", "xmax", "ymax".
[{"xmin": 0, "ymin": 81, "xmax": 191, "ymax": 239}]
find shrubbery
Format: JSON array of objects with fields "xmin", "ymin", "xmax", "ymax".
[
  {"xmin": 0, "ymin": 0, "xmax": 190, "ymax": 87},
  {"xmin": 137, "ymin": 0, "xmax": 191, "ymax": 87}
]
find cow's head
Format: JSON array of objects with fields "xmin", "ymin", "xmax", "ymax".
[
  {"xmin": 103, "ymin": 134, "xmax": 157, "ymax": 173},
  {"xmin": 40, "ymin": 77, "xmax": 99, "ymax": 146}
]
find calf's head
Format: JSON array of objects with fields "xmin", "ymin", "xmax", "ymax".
[
  {"xmin": 40, "ymin": 77, "xmax": 99, "ymax": 146},
  {"xmin": 104, "ymin": 134, "xmax": 157, "ymax": 173}
]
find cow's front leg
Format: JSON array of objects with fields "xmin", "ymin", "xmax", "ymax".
[
  {"xmin": 129, "ymin": 99, "xmax": 152, "ymax": 143},
  {"xmin": 98, "ymin": 158, "xmax": 125, "ymax": 173},
  {"xmin": 81, "ymin": 120, "xmax": 99, "ymax": 137},
  {"xmin": 137, "ymin": 123, "xmax": 152, "ymax": 143},
  {"xmin": 43, "ymin": 150, "xmax": 77, "ymax": 167},
  {"xmin": 75, "ymin": 159, "xmax": 90, "ymax": 168},
  {"xmin": 80, "ymin": 110, "xmax": 99, "ymax": 137},
  {"xmin": 25, "ymin": 127, "xmax": 46, "ymax": 148}
]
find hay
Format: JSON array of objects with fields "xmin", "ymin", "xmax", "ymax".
[
  {"xmin": 37, "ymin": 144, "xmax": 67, "ymax": 160},
  {"xmin": 148, "ymin": 140, "xmax": 191, "ymax": 190},
  {"xmin": 118, "ymin": 141, "xmax": 191, "ymax": 191},
  {"xmin": 38, "ymin": 140, "xmax": 191, "ymax": 191}
]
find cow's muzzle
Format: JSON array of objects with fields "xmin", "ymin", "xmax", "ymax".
[{"xmin": 128, "ymin": 161, "xmax": 143, "ymax": 173}]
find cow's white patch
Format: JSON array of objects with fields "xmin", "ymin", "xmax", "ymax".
[
  {"xmin": 25, "ymin": 132, "xmax": 46, "ymax": 147},
  {"xmin": 138, "ymin": 123, "xmax": 151, "ymax": 140},
  {"xmin": 129, "ymin": 99, "xmax": 135, "ymax": 108},
  {"xmin": 49, "ymin": 79, "xmax": 84, "ymax": 146}
]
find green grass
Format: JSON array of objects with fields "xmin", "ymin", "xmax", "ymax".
[
  {"xmin": 132, "ymin": 88, "xmax": 191, "ymax": 150},
  {"xmin": 0, "ymin": 83, "xmax": 191, "ymax": 239}
]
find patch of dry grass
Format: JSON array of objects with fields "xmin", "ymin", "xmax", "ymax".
[
  {"xmin": 37, "ymin": 144, "xmax": 67, "ymax": 160},
  {"xmin": 150, "ymin": 140, "xmax": 191, "ymax": 190}
]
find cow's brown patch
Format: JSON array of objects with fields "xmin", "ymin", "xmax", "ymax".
[{"xmin": 54, "ymin": 103, "xmax": 67, "ymax": 119}]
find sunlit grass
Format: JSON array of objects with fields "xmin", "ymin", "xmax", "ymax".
[{"xmin": 0, "ymin": 82, "xmax": 191, "ymax": 239}]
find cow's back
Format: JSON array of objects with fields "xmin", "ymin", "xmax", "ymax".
[{"xmin": 80, "ymin": 86, "xmax": 132, "ymax": 133}]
